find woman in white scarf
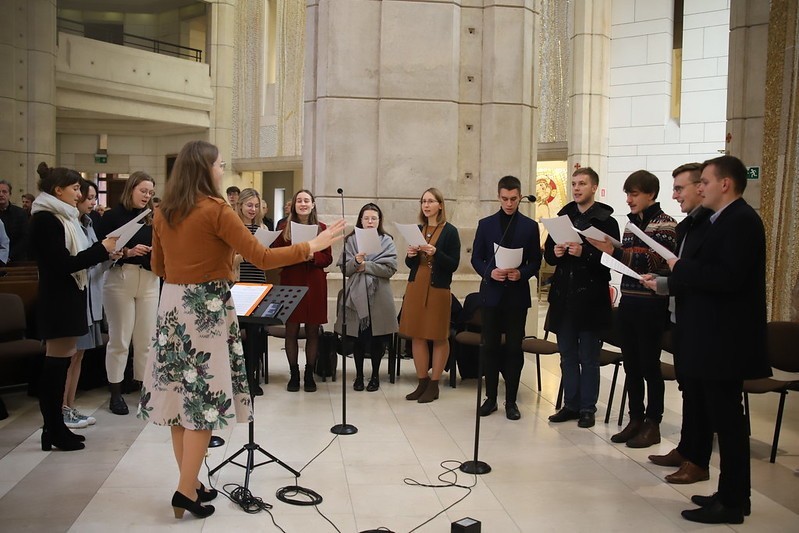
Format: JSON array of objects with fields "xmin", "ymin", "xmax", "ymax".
[
  {"xmin": 28, "ymin": 163, "xmax": 120, "ymax": 452},
  {"xmin": 335, "ymin": 203, "xmax": 398, "ymax": 392}
]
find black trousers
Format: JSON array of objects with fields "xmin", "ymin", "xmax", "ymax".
[
  {"xmin": 696, "ymin": 378, "xmax": 750, "ymax": 509},
  {"xmin": 672, "ymin": 326, "xmax": 713, "ymax": 469},
  {"xmin": 619, "ymin": 298, "xmax": 667, "ymax": 423},
  {"xmin": 481, "ymin": 305, "xmax": 528, "ymax": 404}
]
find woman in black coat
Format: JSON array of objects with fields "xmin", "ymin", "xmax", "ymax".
[{"xmin": 28, "ymin": 163, "xmax": 120, "ymax": 451}]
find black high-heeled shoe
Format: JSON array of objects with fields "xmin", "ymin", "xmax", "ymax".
[
  {"xmin": 197, "ymin": 482, "xmax": 218, "ymax": 502},
  {"xmin": 41, "ymin": 429, "xmax": 85, "ymax": 451},
  {"xmin": 171, "ymin": 491, "xmax": 214, "ymax": 519}
]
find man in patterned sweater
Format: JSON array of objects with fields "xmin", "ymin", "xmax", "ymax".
[{"xmin": 589, "ymin": 170, "xmax": 676, "ymax": 448}]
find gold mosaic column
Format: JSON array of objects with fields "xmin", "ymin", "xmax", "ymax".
[{"xmin": 760, "ymin": 0, "xmax": 799, "ymax": 321}]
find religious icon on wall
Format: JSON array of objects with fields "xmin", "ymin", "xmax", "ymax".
[{"xmin": 535, "ymin": 163, "xmax": 568, "ymax": 246}]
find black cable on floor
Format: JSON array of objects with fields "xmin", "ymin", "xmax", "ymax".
[{"xmin": 404, "ymin": 460, "xmax": 476, "ymax": 533}]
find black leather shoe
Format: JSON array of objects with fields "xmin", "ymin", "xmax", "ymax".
[
  {"xmin": 353, "ymin": 376, "xmax": 364, "ymax": 391},
  {"xmin": 548, "ymin": 407, "xmax": 580, "ymax": 423},
  {"xmin": 479, "ymin": 398, "xmax": 498, "ymax": 417},
  {"xmin": 681, "ymin": 501, "xmax": 744, "ymax": 524},
  {"xmin": 109, "ymin": 396, "xmax": 129, "ymax": 415},
  {"xmin": 366, "ymin": 377, "xmax": 380, "ymax": 392},
  {"xmin": 691, "ymin": 493, "xmax": 751, "ymax": 516},
  {"xmin": 197, "ymin": 482, "xmax": 218, "ymax": 502},
  {"xmin": 577, "ymin": 412, "xmax": 595, "ymax": 428},
  {"xmin": 505, "ymin": 402, "xmax": 521, "ymax": 421},
  {"xmin": 252, "ymin": 384, "xmax": 264, "ymax": 396}
]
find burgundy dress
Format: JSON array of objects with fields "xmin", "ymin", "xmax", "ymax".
[{"xmin": 272, "ymin": 220, "xmax": 332, "ymax": 324}]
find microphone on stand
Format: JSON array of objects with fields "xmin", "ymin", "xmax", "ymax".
[
  {"xmin": 331, "ymin": 187, "xmax": 357, "ymax": 435},
  {"xmin": 522, "ymin": 194, "xmax": 537, "ymax": 203}
]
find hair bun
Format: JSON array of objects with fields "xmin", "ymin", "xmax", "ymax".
[{"xmin": 37, "ymin": 162, "xmax": 50, "ymax": 180}]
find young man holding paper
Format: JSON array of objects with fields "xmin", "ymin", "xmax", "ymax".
[
  {"xmin": 470, "ymin": 175, "xmax": 540, "ymax": 420},
  {"xmin": 588, "ymin": 170, "xmax": 676, "ymax": 447},
  {"xmin": 544, "ymin": 167, "xmax": 619, "ymax": 428}
]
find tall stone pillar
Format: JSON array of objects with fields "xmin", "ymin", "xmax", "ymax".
[
  {"xmin": 726, "ymin": 0, "xmax": 769, "ymax": 208},
  {"xmin": 0, "ymin": 0, "xmax": 57, "ymax": 194},
  {"xmin": 567, "ymin": 0, "xmax": 611, "ymax": 180},
  {"xmin": 305, "ymin": 0, "xmax": 540, "ymax": 252},
  {"xmin": 208, "ymin": 0, "xmax": 236, "ymax": 180}
]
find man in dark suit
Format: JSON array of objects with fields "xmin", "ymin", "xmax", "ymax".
[
  {"xmin": 0, "ymin": 180, "xmax": 29, "ymax": 262},
  {"xmin": 667, "ymin": 155, "xmax": 771, "ymax": 524},
  {"xmin": 470, "ymin": 175, "xmax": 541, "ymax": 420},
  {"xmin": 643, "ymin": 163, "xmax": 714, "ymax": 484}
]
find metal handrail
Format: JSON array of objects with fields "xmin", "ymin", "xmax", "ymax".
[{"xmin": 57, "ymin": 17, "xmax": 203, "ymax": 63}]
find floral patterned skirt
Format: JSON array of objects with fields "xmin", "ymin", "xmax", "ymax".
[{"xmin": 137, "ymin": 280, "xmax": 252, "ymax": 430}]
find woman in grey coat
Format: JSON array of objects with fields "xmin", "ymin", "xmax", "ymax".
[{"xmin": 336, "ymin": 203, "xmax": 398, "ymax": 391}]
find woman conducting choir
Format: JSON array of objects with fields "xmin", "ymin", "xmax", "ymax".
[
  {"xmin": 136, "ymin": 141, "xmax": 343, "ymax": 519},
  {"xmin": 399, "ymin": 188, "xmax": 461, "ymax": 403},
  {"xmin": 335, "ymin": 203, "xmax": 398, "ymax": 392},
  {"xmin": 272, "ymin": 190, "xmax": 333, "ymax": 393},
  {"xmin": 29, "ymin": 164, "xmax": 120, "ymax": 451}
]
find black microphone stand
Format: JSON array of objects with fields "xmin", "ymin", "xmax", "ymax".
[
  {"xmin": 460, "ymin": 194, "xmax": 534, "ymax": 475},
  {"xmin": 331, "ymin": 188, "xmax": 358, "ymax": 435}
]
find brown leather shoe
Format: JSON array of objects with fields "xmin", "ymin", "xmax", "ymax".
[
  {"xmin": 626, "ymin": 420, "xmax": 661, "ymax": 448},
  {"xmin": 649, "ymin": 448, "xmax": 685, "ymax": 467},
  {"xmin": 611, "ymin": 419, "xmax": 643, "ymax": 443},
  {"xmin": 665, "ymin": 461, "xmax": 710, "ymax": 484}
]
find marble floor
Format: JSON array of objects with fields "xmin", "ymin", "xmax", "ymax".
[{"xmin": 1, "ymin": 317, "xmax": 798, "ymax": 533}]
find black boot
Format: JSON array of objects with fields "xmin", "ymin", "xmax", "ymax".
[
  {"xmin": 109, "ymin": 381, "xmax": 129, "ymax": 415},
  {"xmin": 287, "ymin": 364, "xmax": 300, "ymax": 392},
  {"xmin": 40, "ymin": 357, "xmax": 84, "ymax": 451},
  {"xmin": 304, "ymin": 364, "xmax": 317, "ymax": 392}
]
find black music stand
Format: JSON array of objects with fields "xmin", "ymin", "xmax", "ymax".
[{"xmin": 209, "ymin": 285, "xmax": 308, "ymax": 488}]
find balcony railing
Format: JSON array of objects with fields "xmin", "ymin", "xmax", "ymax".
[{"xmin": 57, "ymin": 17, "xmax": 203, "ymax": 63}]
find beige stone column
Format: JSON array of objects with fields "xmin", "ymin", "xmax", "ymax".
[
  {"xmin": 567, "ymin": 0, "xmax": 611, "ymax": 181},
  {"xmin": 0, "ymin": 0, "xmax": 57, "ymax": 194},
  {"xmin": 726, "ymin": 0, "xmax": 769, "ymax": 208},
  {"xmin": 208, "ymin": 0, "xmax": 236, "ymax": 182}
]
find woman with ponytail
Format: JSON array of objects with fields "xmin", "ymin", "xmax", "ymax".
[{"xmin": 28, "ymin": 163, "xmax": 121, "ymax": 451}]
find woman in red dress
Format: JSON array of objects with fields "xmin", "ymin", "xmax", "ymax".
[{"xmin": 272, "ymin": 190, "xmax": 332, "ymax": 392}]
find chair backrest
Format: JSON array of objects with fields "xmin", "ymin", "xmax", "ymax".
[
  {"xmin": 0, "ymin": 292, "xmax": 26, "ymax": 340},
  {"xmin": 766, "ymin": 321, "xmax": 799, "ymax": 373}
]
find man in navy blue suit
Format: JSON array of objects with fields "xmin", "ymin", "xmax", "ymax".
[
  {"xmin": 470, "ymin": 175, "xmax": 541, "ymax": 420},
  {"xmin": 667, "ymin": 155, "xmax": 771, "ymax": 524}
]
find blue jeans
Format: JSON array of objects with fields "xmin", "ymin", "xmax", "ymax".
[{"xmin": 556, "ymin": 316, "xmax": 602, "ymax": 414}]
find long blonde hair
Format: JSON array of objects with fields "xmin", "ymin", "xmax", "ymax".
[
  {"xmin": 120, "ymin": 171, "xmax": 155, "ymax": 224},
  {"xmin": 281, "ymin": 189, "xmax": 318, "ymax": 241},
  {"xmin": 160, "ymin": 140, "xmax": 222, "ymax": 226},
  {"xmin": 236, "ymin": 188, "xmax": 263, "ymax": 226}
]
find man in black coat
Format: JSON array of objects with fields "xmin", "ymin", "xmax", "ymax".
[
  {"xmin": 644, "ymin": 163, "xmax": 714, "ymax": 484},
  {"xmin": 544, "ymin": 167, "xmax": 619, "ymax": 428},
  {"xmin": 0, "ymin": 180, "xmax": 29, "ymax": 262},
  {"xmin": 667, "ymin": 155, "xmax": 771, "ymax": 524}
]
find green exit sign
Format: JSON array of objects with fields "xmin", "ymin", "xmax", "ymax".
[
  {"xmin": 746, "ymin": 166, "xmax": 760, "ymax": 180},
  {"xmin": 94, "ymin": 153, "xmax": 107, "ymax": 164}
]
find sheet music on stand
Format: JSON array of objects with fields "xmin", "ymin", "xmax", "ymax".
[
  {"xmin": 236, "ymin": 285, "xmax": 309, "ymax": 325},
  {"xmin": 230, "ymin": 283, "xmax": 272, "ymax": 316}
]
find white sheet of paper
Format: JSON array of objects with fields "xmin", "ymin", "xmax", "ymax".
[
  {"xmin": 394, "ymin": 223, "xmax": 427, "ymax": 247},
  {"xmin": 493, "ymin": 243, "xmax": 523, "ymax": 269},
  {"xmin": 254, "ymin": 228, "xmax": 281, "ymax": 248},
  {"xmin": 106, "ymin": 208, "xmax": 151, "ymax": 238},
  {"xmin": 112, "ymin": 223, "xmax": 145, "ymax": 251},
  {"xmin": 230, "ymin": 283, "xmax": 271, "ymax": 316},
  {"xmin": 625, "ymin": 222, "xmax": 677, "ymax": 260},
  {"xmin": 355, "ymin": 227, "xmax": 381, "ymax": 255},
  {"xmin": 600, "ymin": 252, "xmax": 642, "ymax": 280},
  {"xmin": 576, "ymin": 226, "xmax": 622, "ymax": 248},
  {"xmin": 290, "ymin": 221, "xmax": 318, "ymax": 244},
  {"xmin": 541, "ymin": 215, "xmax": 582, "ymax": 245}
]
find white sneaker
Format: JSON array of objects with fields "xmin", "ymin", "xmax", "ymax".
[
  {"xmin": 71, "ymin": 407, "xmax": 96, "ymax": 426},
  {"xmin": 63, "ymin": 406, "xmax": 89, "ymax": 429}
]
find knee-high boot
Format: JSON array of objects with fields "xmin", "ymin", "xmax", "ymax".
[{"xmin": 40, "ymin": 357, "xmax": 84, "ymax": 451}]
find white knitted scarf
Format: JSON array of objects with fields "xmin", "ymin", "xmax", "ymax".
[{"xmin": 31, "ymin": 192, "xmax": 90, "ymax": 289}]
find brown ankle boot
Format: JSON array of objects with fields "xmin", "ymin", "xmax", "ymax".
[
  {"xmin": 405, "ymin": 377, "xmax": 430, "ymax": 401},
  {"xmin": 611, "ymin": 418, "xmax": 643, "ymax": 443},
  {"xmin": 626, "ymin": 420, "xmax": 661, "ymax": 448},
  {"xmin": 417, "ymin": 380, "xmax": 439, "ymax": 403}
]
